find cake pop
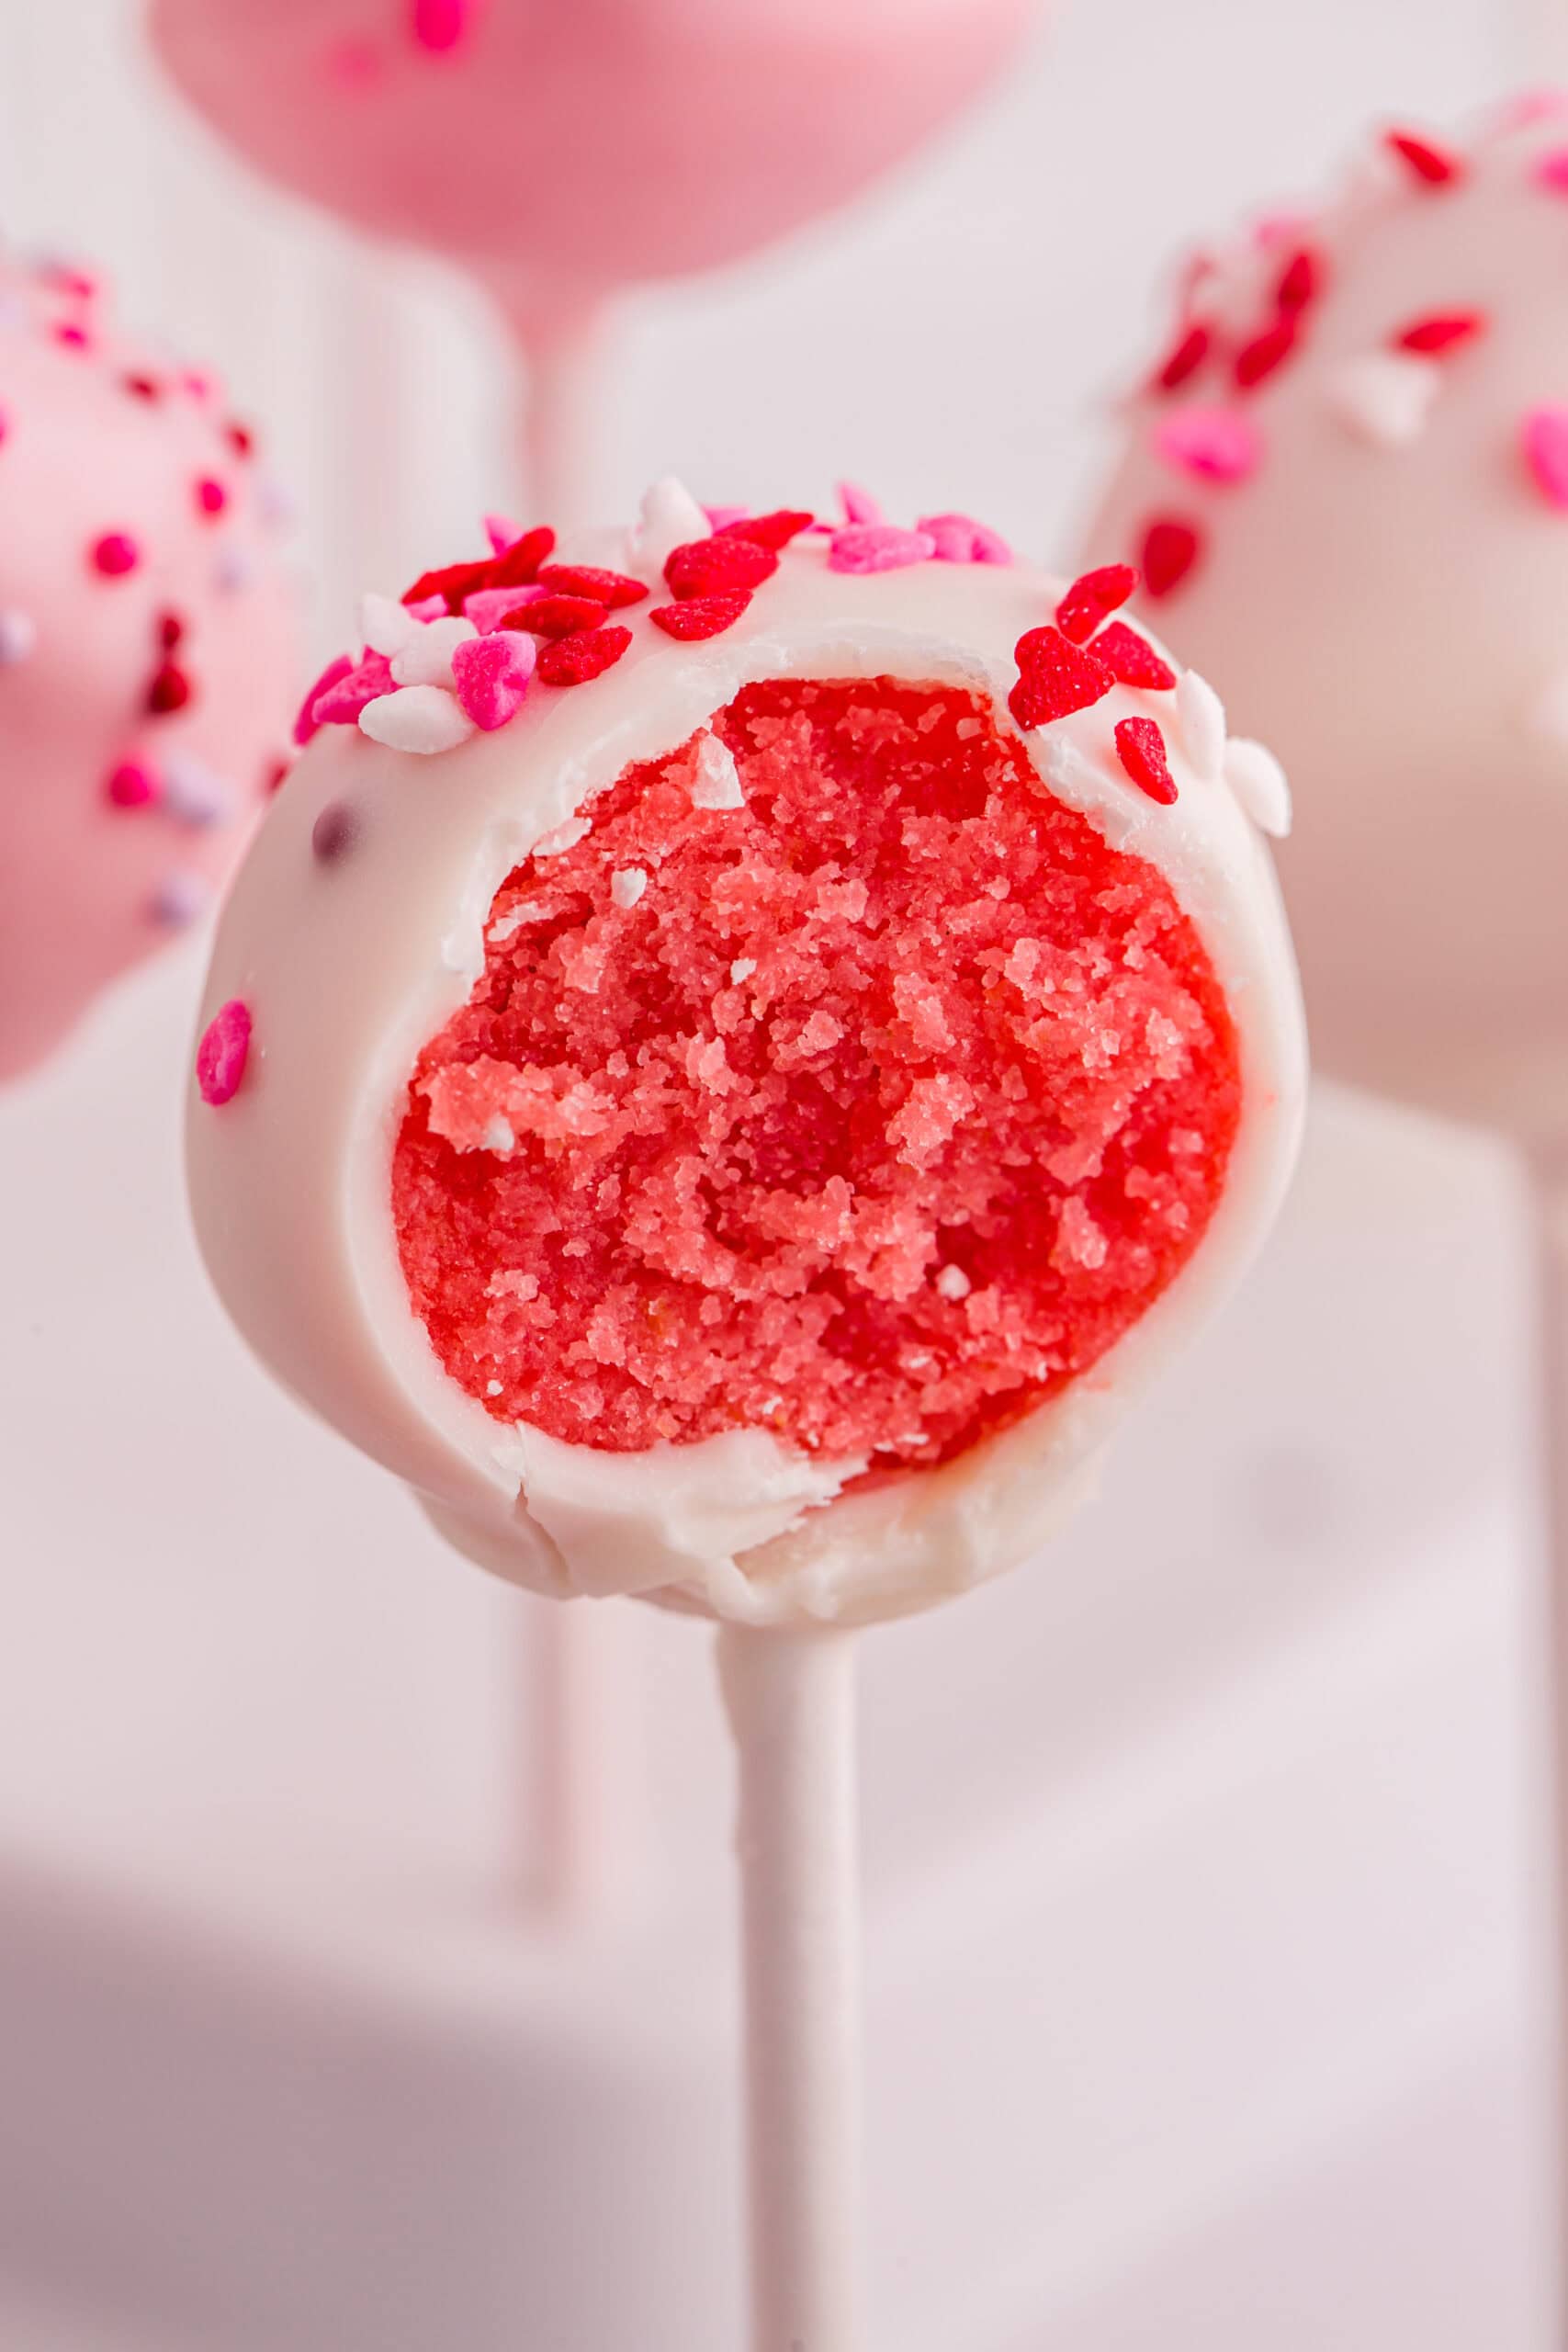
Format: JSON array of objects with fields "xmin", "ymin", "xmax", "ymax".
[
  {"xmin": 1078, "ymin": 94, "xmax": 1568, "ymax": 2315},
  {"xmin": 186, "ymin": 484, "xmax": 1305, "ymax": 2346},
  {"xmin": 0, "ymin": 251, "xmax": 298, "ymax": 1080},
  {"xmin": 1079, "ymin": 96, "xmax": 1568, "ymax": 1148},
  {"xmin": 148, "ymin": 0, "xmax": 1039, "ymax": 517}
]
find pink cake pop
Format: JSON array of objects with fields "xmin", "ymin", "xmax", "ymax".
[
  {"xmin": 147, "ymin": 0, "xmax": 1039, "ymax": 515},
  {"xmin": 0, "ymin": 251, "xmax": 299, "ymax": 1080},
  {"xmin": 186, "ymin": 481, "xmax": 1304, "ymax": 2346}
]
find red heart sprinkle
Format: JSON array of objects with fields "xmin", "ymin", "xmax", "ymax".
[
  {"xmin": 1140, "ymin": 517, "xmax": 1203, "ymax": 599},
  {"xmin": 1275, "ymin": 246, "xmax": 1324, "ymax": 314},
  {"xmin": 484, "ymin": 526, "xmax": 557, "ymax": 590},
  {"xmin": 1008, "ymin": 628, "xmax": 1116, "ymax": 729},
  {"xmin": 1393, "ymin": 309, "xmax": 1486, "ymax": 355},
  {"xmin": 536, "ymin": 625, "xmax": 633, "ymax": 687},
  {"xmin": 1153, "ymin": 322, "xmax": 1211, "ymax": 394},
  {"xmin": 1092, "ymin": 620, "xmax": 1177, "ymax": 690},
  {"xmin": 649, "ymin": 592, "xmax": 753, "ymax": 640},
  {"xmin": 1114, "ymin": 716, "xmax": 1178, "ymax": 804},
  {"xmin": 716, "ymin": 508, "xmax": 816, "ymax": 550},
  {"xmin": 1385, "ymin": 130, "xmax": 1463, "ymax": 187},
  {"xmin": 146, "ymin": 661, "xmax": 192, "ymax": 716},
  {"xmin": 402, "ymin": 559, "xmax": 491, "ymax": 613},
  {"xmin": 664, "ymin": 536, "xmax": 778, "ymax": 599},
  {"xmin": 1234, "ymin": 317, "xmax": 1298, "ymax": 390},
  {"xmin": 1055, "ymin": 562, "xmax": 1137, "ymax": 644},
  {"xmin": 503, "ymin": 594, "xmax": 607, "ymax": 639},
  {"xmin": 533, "ymin": 564, "xmax": 649, "ymax": 608}
]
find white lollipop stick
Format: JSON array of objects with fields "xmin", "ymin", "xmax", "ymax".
[
  {"xmin": 1529, "ymin": 1155, "xmax": 1568, "ymax": 2324},
  {"xmin": 487, "ymin": 278, "xmax": 607, "ymax": 535},
  {"xmin": 718, "ymin": 1622, "xmax": 866, "ymax": 2352}
]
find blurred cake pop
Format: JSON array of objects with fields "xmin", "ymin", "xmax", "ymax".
[
  {"xmin": 186, "ymin": 483, "xmax": 1304, "ymax": 1623},
  {"xmin": 148, "ymin": 0, "xmax": 1040, "ymax": 516},
  {"xmin": 0, "ymin": 251, "xmax": 298, "ymax": 1080},
  {"xmin": 1079, "ymin": 96, "xmax": 1568, "ymax": 1148}
]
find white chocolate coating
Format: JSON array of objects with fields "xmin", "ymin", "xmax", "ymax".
[
  {"xmin": 186, "ymin": 521, "xmax": 1304, "ymax": 1625},
  {"xmin": 1081, "ymin": 99, "xmax": 1568, "ymax": 1150}
]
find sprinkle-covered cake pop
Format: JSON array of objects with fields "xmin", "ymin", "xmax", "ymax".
[
  {"xmin": 1080, "ymin": 96, "xmax": 1568, "ymax": 1145},
  {"xmin": 0, "ymin": 253, "xmax": 299, "ymax": 1080},
  {"xmin": 187, "ymin": 482, "xmax": 1304, "ymax": 1624}
]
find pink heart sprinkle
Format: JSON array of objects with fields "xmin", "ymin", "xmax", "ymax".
[
  {"xmin": 196, "ymin": 999, "xmax": 252, "ymax": 1106},
  {"xmin": 836, "ymin": 481, "xmax": 884, "ymax": 526},
  {"xmin": 1536, "ymin": 145, "xmax": 1568, "ymax": 192},
  {"xmin": 312, "ymin": 650, "xmax": 395, "ymax": 726},
  {"xmin": 464, "ymin": 583, "xmax": 534, "ymax": 635},
  {"xmin": 452, "ymin": 629, "xmax": 536, "ymax": 729},
  {"xmin": 829, "ymin": 524, "xmax": 937, "ymax": 574},
  {"xmin": 406, "ymin": 594, "xmax": 447, "ymax": 623},
  {"xmin": 702, "ymin": 505, "xmax": 750, "ymax": 532},
  {"xmin": 1523, "ymin": 404, "xmax": 1568, "ymax": 506},
  {"xmin": 916, "ymin": 512, "xmax": 1013, "ymax": 564},
  {"xmin": 294, "ymin": 652, "xmax": 353, "ymax": 744},
  {"xmin": 483, "ymin": 513, "xmax": 521, "ymax": 556},
  {"xmin": 1152, "ymin": 407, "xmax": 1262, "ymax": 485}
]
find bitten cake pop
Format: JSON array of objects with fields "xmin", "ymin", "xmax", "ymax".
[
  {"xmin": 1079, "ymin": 95, "xmax": 1568, "ymax": 1148},
  {"xmin": 149, "ymin": 0, "xmax": 1038, "ymax": 517},
  {"xmin": 0, "ymin": 252, "xmax": 298, "ymax": 1080},
  {"xmin": 186, "ymin": 484, "xmax": 1304, "ymax": 2347}
]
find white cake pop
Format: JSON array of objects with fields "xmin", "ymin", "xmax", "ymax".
[
  {"xmin": 0, "ymin": 250, "xmax": 299, "ymax": 1080},
  {"xmin": 1080, "ymin": 95, "xmax": 1568, "ymax": 1148},
  {"xmin": 186, "ymin": 486, "xmax": 1304, "ymax": 1629}
]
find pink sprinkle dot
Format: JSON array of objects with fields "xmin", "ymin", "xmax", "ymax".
[
  {"xmin": 106, "ymin": 760, "xmax": 159, "ymax": 808},
  {"xmin": 1536, "ymin": 146, "xmax": 1568, "ymax": 193},
  {"xmin": 196, "ymin": 999, "xmax": 253, "ymax": 1106},
  {"xmin": 412, "ymin": 0, "xmax": 476, "ymax": 51},
  {"xmin": 829, "ymin": 524, "xmax": 937, "ymax": 573},
  {"xmin": 1152, "ymin": 407, "xmax": 1262, "ymax": 485},
  {"xmin": 91, "ymin": 531, "xmax": 140, "ymax": 578},
  {"xmin": 195, "ymin": 476, "xmax": 228, "ymax": 519},
  {"xmin": 53, "ymin": 322, "xmax": 91, "ymax": 351},
  {"xmin": 1523, "ymin": 404, "xmax": 1568, "ymax": 507}
]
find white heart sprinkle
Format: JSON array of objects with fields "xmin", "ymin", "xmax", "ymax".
[
  {"xmin": 360, "ymin": 592, "xmax": 419, "ymax": 657},
  {"xmin": 1326, "ymin": 352, "xmax": 1440, "ymax": 449},
  {"xmin": 1175, "ymin": 670, "xmax": 1226, "ymax": 775},
  {"xmin": 358, "ymin": 684, "xmax": 476, "ymax": 753},
  {"xmin": 730, "ymin": 957, "xmax": 757, "ymax": 984},
  {"xmin": 1224, "ymin": 737, "xmax": 1292, "ymax": 836},
  {"xmin": 390, "ymin": 614, "xmax": 478, "ymax": 688},
  {"xmin": 611, "ymin": 867, "xmax": 648, "ymax": 909},
  {"xmin": 632, "ymin": 475, "xmax": 711, "ymax": 575},
  {"xmin": 936, "ymin": 1263, "xmax": 971, "ymax": 1300}
]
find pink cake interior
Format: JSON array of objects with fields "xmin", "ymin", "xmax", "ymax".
[{"xmin": 392, "ymin": 679, "xmax": 1241, "ymax": 1465}]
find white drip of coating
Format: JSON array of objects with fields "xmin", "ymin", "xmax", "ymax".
[{"xmin": 718, "ymin": 1623, "xmax": 866, "ymax": 2352}]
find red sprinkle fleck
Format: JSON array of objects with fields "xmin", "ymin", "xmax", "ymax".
[
  {"xmin": 158, "ymin": 609, "xmax": 186, "ymax": 651},
  {"xmin": 146, "ymin": 662, "xmax": 192, "ymax": 716},
  {"xmin": 536, "ymin": 625, "xmax": 633, "ymax": 687},
  {"xmin": 484, "ymin": 526, "xmax": 556, "ymax": 589},
  {"xmin": 226, "ymin": 420, "xmax": 254, "ymax": 458},
  {"xmin": 649, "ymin": 592, "xmax": 753, "ymax": 640},
  {"xmin": 532, "ymin": 564, "xmax": 649, "ymax": 609},
  {"xmin": 122, "ymin": 371, "xmax": 161, "ymax": 401},
  {"xmin": 1008, "ymin": 628, "xmax": 1116, "ymax": 729},
  {"xmin": 1393, "ymin": 309, "xmax": 1487, "ymax": 355},
  {"xmin": 1153, "ymin": 322, "xmax": 1211, "ymax": 394},
  {"xmin": 196, "ymin": 999, "xmax": 252, "ymax": 1106},
  {"xmin": 403, "ymin": 558, "xmax": 492, "ymax": 612},
  {"xmin": 1234, "ymin": 316, "xmax": 1298, "ymax": 390},
  {"xmin": 503, "ymin": 594, "xmax": 606, "ymax": 639},
  {"xmin": 717, "ymin": 507, "xmax": 816, "ymax": 550},
  {"xmin": 1114, "ymin": 717, "xmax": 1179, "ymax": 805},
  {"xmin": 664, "ymin": 535, "xmax": 778, "ymax": 600},
  {"xmin": 91, "ymin": 531, "xmax": 140, "ymax": 578},
  {"xmin": 1092, "ymin": 620, "xmax": 1177, "ymax": 690},
  {"xmin": 1140, "ymin": 517, "xmax": 1202, "ymax": 600},
  {"xmin": 1055, "ymin": 562, "xmax": 1137, "ymax": 645},
  {"xmin": 1275, "ymin": 247, "xmax": 1324, "ymax": 315},
  {"xmin": 54, "ymin": 322, "xmax": 91, "ymax": 351},
  {"xmin": 1385, "ymin": 129, "xmax": 1464, "ymax": 187},
  {"xmin": 265, "ymin": 756, "xmax": 291, "ymax": 795},
  {"xmin": 195, "ymin": 476, "xmax": 228, "ymax": 519},
  {"xmin": 106, "ymin": 760, "xmax": 159, "ymax": 809}
]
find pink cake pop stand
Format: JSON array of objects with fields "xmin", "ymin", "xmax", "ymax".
[
  {"xmin": 0, "ymin": 253, "xmax": 299, "ymax": 1083},
  {"xmin": 148, "ymin": 0, "xmax": 1039, "ymax": 522}
]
